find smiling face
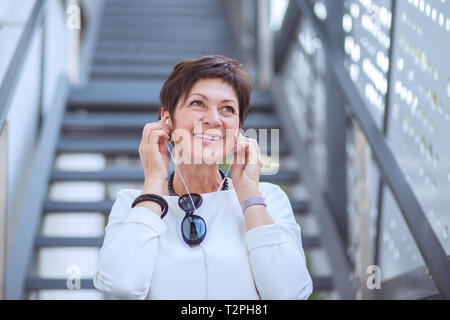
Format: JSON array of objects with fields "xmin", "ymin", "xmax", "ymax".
[{"xmin": 168, "ymin": 78, "xmax": 240, "ymax": 165}]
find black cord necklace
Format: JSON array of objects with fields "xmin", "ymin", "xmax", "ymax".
[{"xmin": 167, "ymin": 168, "xmax": 228, "ymax": 197}]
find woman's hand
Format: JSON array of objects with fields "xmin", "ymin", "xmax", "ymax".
[
  {"xmin": 139, "ymin": 114, "xmax": 173, "ymax": 184},
  {"xmin": 231, "ymin": 132, "xmax": 264, "ymax": 202}
]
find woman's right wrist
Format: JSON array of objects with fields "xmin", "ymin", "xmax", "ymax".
[
  {"xmin": 134, "ymin": 175, "xmax": 166, "ymax": 217},
  {"xmin": 143, "ymin": 174, "xmax": 166, "ymax": 195}
]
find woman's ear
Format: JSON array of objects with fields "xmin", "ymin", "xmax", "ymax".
[{"xmin": 160, "ymin": 109, "xmax": 173, "ymax": 128}]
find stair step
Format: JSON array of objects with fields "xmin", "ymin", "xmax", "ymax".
[
  {"xmin": 94, "ymin": 49, "xmax": 235, "ymax": 60},
  {"xmin": 291, "ymin": 200, "xmax": 309, "ymax": 215},
  {"xmin": 98, "ymin": 23, "xmax": 230, "ymax": 34},
  {"xmin": 68, "ymin": 80, "xmax": 273, "ymax": 112},
  {"xmin": 100, "ymin": 18, "xmax": 228, "ymax": 30},
  {"xmin": 97, "ymin": 33, "xmax": 232, "ymax": 44},
  {"xmin": 93, "ymin": 52, "xmax": 242, "ymax": 66},
  {"xmin": 95, "ymin": 41, "xmax": 234, "ymax": 53},
  {"xmin": 102, "ymin": 8, "xmax": 224, "ymax": 18},
  {"xmin": 103, "ymin": 9, "xmax": 223, "ymax": 17},
  {"xmin": 25, "ymin": 278, "xmax": 95, "ymax": 290},
  {"xmin": 97, "ymin": 35, "xmax": 232, "ymax": 47},
  {"xmin": 91, "ymin": 65, "xmax": 173, "ymax": 79},
  {"xmin": 36, "ymin": 234, "xmax": 315, "ymax": 249},
  {"xmin": 43, "ymin": 200, "xmax": 113, "ymax": 213},
  {"xmin": 99, "ymin": 22, "xmax": 229, "ymax": 34},
  {"xmin": 43, "ymin": 199, "xmax": 309, "ymax": 215},
  {"xmin": 62, "ymin": 112, "xmax": 281, "ymax": 131},
  {"xmin": 25, "ymin": 276, "xmax": 332, "ymax": 291},
  {"xmin": 93, "ymin": 52, "xmax": 215, "ymax": 66},
  {"xmin": 35, "ymin": 236, "xmax": 104, "ymax": 247},
  {"xmin": 105, "ymin": 3, "xmax": 221, "ymax": 11},
  {"xmin": 311, "ymin": 276, "xmax": 334, "ymax": 291},
  {"xmin": 104, "ymin": 2, "xmax": 223, "ymax": 11},
  {"xmin": 106, "ymin": 0, "xmax": 217, "ymax": 4},
  {"xmin": 302, "ymin": 235, "xmax": 321, "ymax": 249},
  {"xmin": 96, "ymin": 41, "xmax": 233, "ymax": 52},
  {"xmin": 49, "ymin": 169, "xmax": 300, "ymax": 183}
]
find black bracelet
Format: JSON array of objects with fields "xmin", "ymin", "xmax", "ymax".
[{"xmin": 131, "ymin": 194, "xmax": 168, "ymax": 219}]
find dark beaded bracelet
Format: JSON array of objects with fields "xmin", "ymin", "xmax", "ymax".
[{"xmin": 131, "ymin": 194, "xmax": 169, "ymax": 219}]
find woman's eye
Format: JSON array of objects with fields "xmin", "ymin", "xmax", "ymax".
[
  {"xmin": 223, "ymin": 106, "xmax": 235, "ymax": 113},
  {"xmin": 190, "ymin": 100, "xmax": 203, "ymax": 107}
]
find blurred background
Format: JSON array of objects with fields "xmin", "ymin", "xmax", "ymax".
[{"xmin": 0, "ymin": 0, "xmax": 449, "ymax": 300}]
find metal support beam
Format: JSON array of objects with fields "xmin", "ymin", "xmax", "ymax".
[
  {"xmin": 325, "ymin": 64, "xmax": 348, "ymax": 249},
  {"xmin": 274, "ymin": 0, "xmax": 302, "ymax": 74}
]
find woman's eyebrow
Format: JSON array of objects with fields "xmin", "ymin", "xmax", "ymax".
[{"xmin": 190, "ymin": 93, "xmax": 237, "ymax": 104}]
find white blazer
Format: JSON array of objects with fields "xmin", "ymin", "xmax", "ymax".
[{"xmin": 93, "ymin": 181, "xmax": 313, "ymax": 300}]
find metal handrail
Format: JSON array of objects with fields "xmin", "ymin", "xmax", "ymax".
[
  {"xmin": 294, "ymin": 0, "xmax": 450, "ymax": 298},
  {"xmin": 0, "ymin": 0, "xmax": 48, "ymax": 131}
]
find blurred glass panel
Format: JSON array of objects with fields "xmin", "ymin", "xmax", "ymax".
[
  {"xmin": 379, "ymin": 185, "xmax": 425, "ymax": 281},
  {"xmin": 343, "ymin": 0, "xmax": 393, "ymax": 129},
  {"xmin": 386, "ymin": 0, "xmax": 450, "ymax": 254}
]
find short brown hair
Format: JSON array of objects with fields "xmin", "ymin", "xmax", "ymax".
[{"xmin": 159, "ymin": 55, "xmax": 253, "ymax": 128}]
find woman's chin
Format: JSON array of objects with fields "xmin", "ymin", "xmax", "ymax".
[{"xmin": 192, "ymin": 148, "xmax": 226, "ymax": 165}]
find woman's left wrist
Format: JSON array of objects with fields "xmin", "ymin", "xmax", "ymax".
[{"xmin": 236, "ymin": 186, "xmax": 262, "ymax": 204}]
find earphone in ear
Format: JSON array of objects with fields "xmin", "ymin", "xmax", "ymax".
[{"xmin": 163, "ymin": 117, "xmax": 174, "ymax": 145}]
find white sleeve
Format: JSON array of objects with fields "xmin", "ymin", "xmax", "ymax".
[
  {"xmin": 93, "ymin": 189, "xmax": 167, "ymax": 299},
  {"xmin": 245, "ymin": 184, "xmax": 313, "ymax": 300}
]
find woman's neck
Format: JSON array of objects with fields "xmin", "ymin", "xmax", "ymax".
[{"xmin": 172, "ymin": 164, "xmax": 225, "ymax": 195}]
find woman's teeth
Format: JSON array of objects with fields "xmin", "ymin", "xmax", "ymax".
[{"xmin": 194, "ymin": 133, "xmax": 222, "ymax": 141}]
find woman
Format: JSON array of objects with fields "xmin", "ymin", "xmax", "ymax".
[{"xmin": 93, "ymin": 55, "xmax": 313, "ymax": 300}]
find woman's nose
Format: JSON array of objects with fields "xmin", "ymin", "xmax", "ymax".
[{"xmin": 202, "ymin": 107, "xmax": 221, "ymax": 127}]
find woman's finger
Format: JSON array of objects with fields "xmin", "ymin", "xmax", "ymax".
[
  {"xmin": 149, "ymin": 129, "xmax": 170, "ymax": 150},
  {"xmin": 146, "ymin": 122, "xmax": 170, "ymax": 143},
  {"xmin": 247, "ymin": 139, "xmax": 260, "ymax": 166},
  {"xmin": 234, "ymin": 134, "xmax": 247, "ymax": 165}
]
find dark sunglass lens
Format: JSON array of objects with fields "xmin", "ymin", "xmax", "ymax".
[
  {"xmin": 179, "ymin": 193, "xmax": 202, "ymax": 212},
  {"xmin": 181, "ymin": 215, "xmax": 206, "ymax": 244}
]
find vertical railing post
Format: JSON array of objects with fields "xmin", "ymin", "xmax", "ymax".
[
  {"xmin": 256, "ymin": 0, "xmax": 273, "ymax": 89},
  {"xmin": 36, "ymin": 17, "xmax": 46, "ymax": 135},
  {"xmin": 224, "ymin": 0, "xmax": 258, "ymax": 79},
  {"xmin": 67, "ymin": 0, "xmax": 81, "ymax": 84},
  {"xmin": 374, "ymin": 0, "xmax": 398, "ymax": 269},
  {"xmin": 324, "ymin": 0, "xmax": 348, "ymax": 252},
  {"xmin": 354, "ymin": 124, "xmax": 372, "ymax": 299},
  {"xmin": 0, "ymin": 122, "xmax": 7, "ymax": 300}
]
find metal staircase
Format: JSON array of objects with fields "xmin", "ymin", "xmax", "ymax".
[{"xmin": 18, "ymin": 0, "xmax": 334, "ymax": 299}]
